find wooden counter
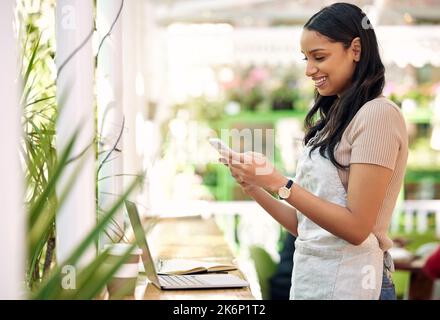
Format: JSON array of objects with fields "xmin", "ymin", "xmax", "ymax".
[{"xmin": 132, "ymin": 216, "xmax": 254, "ymax": 300}]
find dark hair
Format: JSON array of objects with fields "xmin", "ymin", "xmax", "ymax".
[{"xmin": 303, "ymin": 2, "xmax": 385, "ymax": 169}]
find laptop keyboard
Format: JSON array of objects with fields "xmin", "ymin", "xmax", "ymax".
[{"xmin": 160, "ymin": 275, "xmax": 209, "ymax": 287}]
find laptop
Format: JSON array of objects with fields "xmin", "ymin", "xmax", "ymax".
[{"xmin": 125, "ymin": 201, "xmax": 249, "ymax": 290}]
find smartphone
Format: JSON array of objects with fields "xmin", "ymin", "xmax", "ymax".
[
  {"xmin": 209, "ymin": 138, "xmax": 241, "ymax": 163},
  {"xmin": 208, "ymin": 138, "xmax": 233, "ymax": 154}
]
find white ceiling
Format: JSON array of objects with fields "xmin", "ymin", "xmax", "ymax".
[{"xmin": 150, "ymin": 0, "xmax": 440, "ymax": 26}]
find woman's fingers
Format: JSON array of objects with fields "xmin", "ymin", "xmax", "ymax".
[
  {"xmin": 238, "ymin": 180, "xmax": 249, "ymax": 187},
  {"xmin": 219, "ymin": 157, "xmax": 229, "ymax": 166},
  {"xmin": 229, "ymin": 167, "xmax": 244, "ymax": 183},
  {"xmin": 221, "ymin": 159, "xmax": 250, "ymax": 185},
  {"xmin": 232, "ymin": 173, "xmax": 242, "ymax": 182},
  {"xmin": 220, "ymin": 149, "xmax": 244, "ymax": 164}
]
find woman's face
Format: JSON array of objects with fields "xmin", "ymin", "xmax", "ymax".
[{"xmin": 300, "ymin": 29, "xmax": 360, "ymax": 96}]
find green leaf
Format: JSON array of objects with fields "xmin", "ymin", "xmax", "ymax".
[
  {"xmin": 23, "ymin": 33, "xmax": 41, "ymax": 93},
  {"xmin": 71, "ymin": 243, "xmax": 138, "ymax": 300},
  {"xmin": 32, "ymin": 174, "xmax": 143, "ymax": 299}
]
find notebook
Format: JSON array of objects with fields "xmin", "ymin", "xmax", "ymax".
[
  {"xmin": 157, "ymin": 258, "xmax": 237, "ymax": 275},
  {"xmin": 125, "ymin": 201, "xmax": 249, "ymax": 290}
]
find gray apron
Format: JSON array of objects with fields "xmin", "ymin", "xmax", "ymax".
[{"xmin": 290, "ymin": 136, "xmax": 383, "ymax": 300}]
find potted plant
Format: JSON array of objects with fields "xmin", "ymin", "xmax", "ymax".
[
  {"xmin": 19, "ymin": 0, "xmax": 145, "ymax": 299},
  {"xmin": 270, "ymin": 73, "xmax": 299, "ymax": 111}
]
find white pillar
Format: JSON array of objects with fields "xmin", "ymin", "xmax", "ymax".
[
  {"xmin": 96, "ymin": 0, "xmax": 124, "ymax": 244},
  {"xmin": 123, "ymin": 0, "xmax": 166, "ymax": 214},
  {"xmin": 142, "ymin": 0, "xmax": 168, "ymax": 214},
  {"xmin": 122, "ymin": 0, "xmax": 144, "ymax": 205},
  {"xmin": 0, "ymin": 0, "xmax": 25, "ymax": 299},
  {"xmin": 55, "ymin": 0, "xmax": 96, "ymax": 265}
]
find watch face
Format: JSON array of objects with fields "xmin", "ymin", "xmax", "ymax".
[{"xmin": 279, "ymin": 187, "xmax": 290, "ymax": 199}]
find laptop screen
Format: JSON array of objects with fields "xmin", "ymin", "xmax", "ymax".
[{"xmin": 125, "ymin": 201, "xmax": 161, "ymax": 287}]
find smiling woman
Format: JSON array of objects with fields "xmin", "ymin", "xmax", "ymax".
[
  {"xmin": 221, "ymin": 2, "xmax": 408, "ymax": 300},
  {"xmin": 301, "ymin": 30, "xmax": 361, "ymax": 96}
]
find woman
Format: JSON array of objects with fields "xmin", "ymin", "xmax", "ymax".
[{"xmin": 220, "ymin": 2, "xmax": 408, "ymax": 300}]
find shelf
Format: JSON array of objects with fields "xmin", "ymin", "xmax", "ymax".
[
  {"xmin": 405, "ymin": 167, "xmax": 440, "ymax": 183},
  {"xmin": 211, "ymin": 110, "xmax": 308, "ymax": 127}
]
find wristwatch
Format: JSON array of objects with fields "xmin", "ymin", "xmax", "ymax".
[{"xmin": 278, "ymin": 179, "xmax": 294, "ymax": 200}]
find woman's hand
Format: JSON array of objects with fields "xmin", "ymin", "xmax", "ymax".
[
  {"xmin": 219, "ymin": 151, "xmax": 287, "ymax": 193},
  {"xmin": 219, "ymin": 157, "xmax": 258, "ymax": 195},
  {"xmin": 235, "ymin": 178, "xmax": 259, "ymax": 195}
]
